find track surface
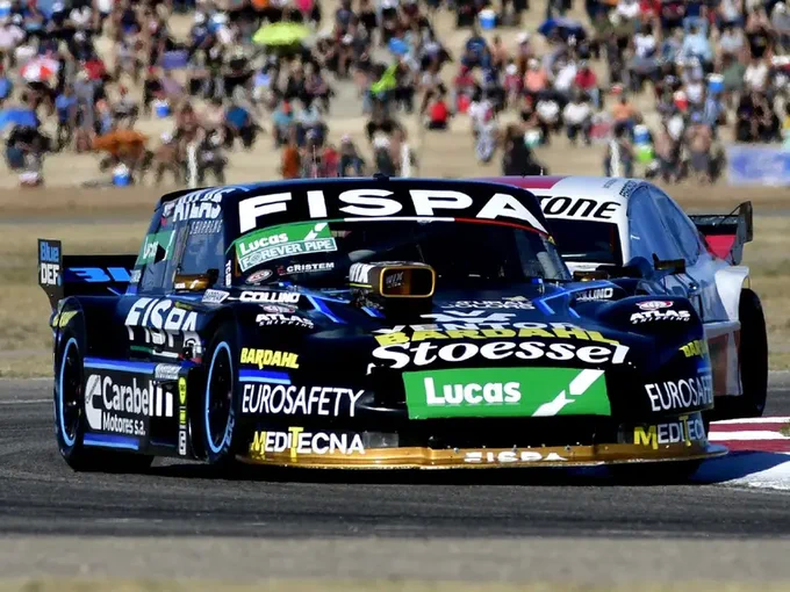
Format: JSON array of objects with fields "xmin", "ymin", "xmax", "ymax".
[{"xmin": 1, "ymin": 376, "xmax": 790, "ymax": 582}]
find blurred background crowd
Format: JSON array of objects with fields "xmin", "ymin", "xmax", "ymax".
[{"xmin": 0, "ymin": 0, "xmax": 788, "ymax": 187}]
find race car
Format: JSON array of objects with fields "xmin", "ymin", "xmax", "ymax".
[
  {"xmin": 484, "ymin": 176, "xmax": 767, "ymax": 419},
  {"xmin": 39, "ymin": 178, "xmax": 725, "ymax": 473}
]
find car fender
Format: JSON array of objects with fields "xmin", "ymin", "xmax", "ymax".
[{"xmin": 714, "ymin": 264, "xmax": 750, "ymax": 322}]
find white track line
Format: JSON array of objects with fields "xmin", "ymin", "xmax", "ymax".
[
  {"xmin": 713, "ymin": 416, "xmax": 790, "ymax": 425},
  {"xmin": 709, "ymin": 430, "xmax": 790, "ymax": 441},
  {"xmin": 0, "ymin": 399, "xmax": 50, "ymax": 405}
]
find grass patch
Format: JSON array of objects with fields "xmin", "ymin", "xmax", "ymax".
[{"xmin": 1, "ymin": 214, "xmax": 790, "ymax": 376}]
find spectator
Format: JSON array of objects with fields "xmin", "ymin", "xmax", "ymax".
[
  {"xmin": 425, "ymin": 90, "xmax": 449, "ymax": 130},
  {"xmin": 55, "ymin": 85, "xmax": 78, "ymax": 150},
  {"xmin": 563, "ymin": 93, "xmax": 592, "ymax": 146},
  {"xmin": 682, "ymin": 25, "xmax": 712, "ymax": 65},
  {"xmin": 272, "ymin": 100, "xmax": 294, "ymax": 147},
  {"xmin": 605, "ymin": 124, "xmax": 634, "ymax": 177},
  {"xmin": 338, "ymin": 135, "xmax": 365, "ymax": 176},
  {"xmin": 686, "ymin": 112, "xmax": 713, "ymax": 184},
  {"xmin": 281, "ymin": 129, "xmax": 301, "ymax": 179}
]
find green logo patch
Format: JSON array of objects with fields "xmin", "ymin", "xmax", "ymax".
[
  {"xmin": 236, "ymin": 222, "xmax": 336, "ymax": 272},
  {"xmin": 136, "ymin": 230, "xmax": 174, "ymax": 265},
  {"xmin": 402, "ymin": 367, "xmax": 610, "ymax": 419}
]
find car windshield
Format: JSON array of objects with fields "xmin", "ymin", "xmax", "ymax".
[
  {"xmin": 230, "ymin": 219, "xmax": 570, "ymax": 288},
  {"xmin": 548, "ymin": 219, "xmax": 623, "ymax": 265}
]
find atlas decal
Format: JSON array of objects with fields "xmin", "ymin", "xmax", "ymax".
[
  {"xmin": 171, "ymin": 186, "xmax": 249, "ymax": 222},
  {"xmin": 238, "ymin": 189, "xmax": 548, "ymax": 233},
  {"xmin": 645, "ymin": 374, "xmax": 713, "ymax": 412},
  {"xmin": 255, "ymin": 313, "xmax": 314, "ymax": 328},
  {"xmin": 630, "ymin": 310, "xmax": 691, "ymax": 323},
  {"xmin": 241, "ymin": 384, "xmax": 365, "ymax": 417},
  {"xmin": 249, "ymin": 426, "xmax": 365, "ymax": 460}
]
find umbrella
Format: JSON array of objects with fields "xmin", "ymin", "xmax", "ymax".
[
  {"xmin": 538, "ymin": 17, "xmax": 587, "ymax": 40},
  {"xmin": 0, "ymin": 108, "xmax": 38, "ymax": 131},
  {"xmin": 20, "ymin": 57, "xmax": 60, "ymax": 83},
  {"xmin": 253, "ymin": 22, "xmax": 310, "ymax": 47}
]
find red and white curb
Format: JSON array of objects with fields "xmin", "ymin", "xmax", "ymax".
[
  {"xmin": 696, "ymin": 417, "xmax": 790, "ymax": 489},
  {"xmin": 709, "ymin": 416, "xmax": 790, "ymax": 453}
]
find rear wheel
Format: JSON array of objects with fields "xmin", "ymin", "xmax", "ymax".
[
  {"xmin": 731, "ymin": 288, "xmax": 768, "ymax": 418},
  {"xmin": 55, "ymin": 331, "xmax": 153, "ymax": 472}
]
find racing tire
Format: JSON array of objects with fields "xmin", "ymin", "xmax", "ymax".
[
  {"xmin": 55, "ymin": 330, "xmax": 153, "ymax": 473},
  {"xmin": 201, "ymin": 323, "xmax": 240, "ymax": 467},
  {"xmin": 731, "ymin": 288, "xmax": 768, "ymax": 418}
]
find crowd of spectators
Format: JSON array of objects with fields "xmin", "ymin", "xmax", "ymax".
[{"xmin": 0, "ymin": 0, "xmax": 788, "ymax": 186}]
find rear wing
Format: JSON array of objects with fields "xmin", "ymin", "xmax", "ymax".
[
  {"xmin": 38, "ymin": 239, "xmax": 137, "ymax": 311},
  {"xmin": 688, "ymin": 202, "xmax": 753, "ymax": 265}
]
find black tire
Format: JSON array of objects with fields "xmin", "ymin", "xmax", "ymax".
[
  {"xmin": 55, "ymin": 329, "xmax": 153, "ymax": 473},
  {"xmin": 201, "ymin": 323, "xmax": 239, "ymax": 466},
  {"xmin": 732, "ymin": 288, "xmax": 768, "ymax": 418}
]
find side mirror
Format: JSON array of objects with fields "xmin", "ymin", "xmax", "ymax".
[
  {"xmin": 652, "ymin": 254, "xmax": 686, "ymax": 275},
  {"xmin": 174, "ymin": 268, "xmax": 219, "ymax": 292},
  {"xmin": 572, "ymin": 269, "xmax": 611, "ymax": 282}
]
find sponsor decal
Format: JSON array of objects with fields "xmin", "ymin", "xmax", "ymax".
[
  {"xmin": 636, "ymin": 300, "xmax": 673, "ymax": 311},
  {"xmin": 539, "ymin": 195, "xmax": 621, "ymax": 220},
  {"xmin": 85, "ymin": 374, "xmax": 174, "ymax": 437},
  {"xmin": 630, "ymin": 310, "xmax": 691, "ymax": 323},
  {"xmin": 262, "ymin": 304, "xmax": 296, "ymax": 313},
  {"xmin": 349, "ymin": 263, "xmax": 375, "ymax": 285},
  {"xmin": 130, "ymin": 269, "xmax": 141, "ymax": 284},
  {"xmin": 440, "ymin": 300, "xmax": 535, "ymax": 310},
  {"xmin": 249, "ymin": 426, "xmax": 365, "ymax": 460},
  {"xmin": 39, "ymin": 240, "xmax": 61, "ymax": 286},
  {"xmin": 202, "ymin": 289, "xmax": 229, "ymax": 304},
  {"xmin": 256, "ymin": 313, "xmax": 314, "ymax": 328},
  {"xmin": 154, "ymin": 363, "xmax": 181, "ymax": 381},
  {"xmin": 374, "ymin": 325, "xmax": 618, "ymax": 346},
  {"xmin": 373, "ymin": 340, "xmax": 628, "ymax": 369},
  {"xmin": 239, "ymin": 291, "xmax": 300, "ymax": 304},
  {"xmin": 679, "ymin": 339, "xmax": 707, "ymax": 358},
  {"xmin": 189, "ymin": 219, "xmax": 222, "ymax": 234},
  {"xmin": 282, "ymin": 262, "xmax": 335, "ymax": 274},
  {"xmin": 632, "ymin": 413, "xmax": 706, "ymax": 450},
  {"xmin": 178, "ymin": 377, "xmax": 188, "ymax": 455},
  {"xmin": 644, "ymin": 373, "xmax": 713, "ymax": 412},
  {"xmin": 171, "ymin": 185, "xmax": 247, "ymax": 223},
  {"xmin": 136, "ymin": 230, "xmax": 174, "ymax": 265},
  {"xmin": 241, "ymin": 384, "xmax": 364, "ymax": 417},
  {"xmin": 125, "ymin": 298, "xmax": 199, "ymax": 348},
  {"xmin": 240, "ymin": 347, "xmax": 300, "ymax": 369},
  {"xmin": 225, "ymin": 259, "xmax": 232, "ymax": 287},
  {"xmin": 236, "ymin": 222, "xmax": 337, "ymax": 272},
  {"xmin": 246, "ymin": 269, "xmax": 273, "ymax": 284},
  {"xmin": 51, "ymin": 310, "xmax": 78, "ymax": 329},
  {"xmin": 66, "ymin": 267, "xmax": 131, "ymax": 283},
  {"xmin": 403, "ymin": 367, "xmax": 610, "ymax": 419},
  {"xmin": 574, "ymin": 287, "xmax": 614, "ymax": 302},
  {"xmin": 464, "ymin": 450, "xmax": 568, "ymax": 464},
  {"xmin": 238, "ymin": 189, "xmax": 547, "ymax": 234}
]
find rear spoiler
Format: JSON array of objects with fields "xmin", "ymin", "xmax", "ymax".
[
  {"xmin": 38, "ymin": 239, "xmax": 137, "ymax": 311},
  {"xmin": 688, "ymin": 202, "xmax": 753, "ymax": 265}
]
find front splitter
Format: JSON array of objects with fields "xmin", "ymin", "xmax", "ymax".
[{"xmin": 237, "ymin": 441, "xmax": 728, "ymax": 469}]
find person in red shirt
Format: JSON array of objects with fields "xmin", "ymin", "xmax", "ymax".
[
  {"xmin": 574, "ymin": 60, "xmax": 600, "ymax": 108},
  {"xmin": 426, "ymin": 90, "xmax": 449, "ymax": 130}
]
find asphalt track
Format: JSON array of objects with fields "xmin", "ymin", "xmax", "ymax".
[{"xmin": 1, "ymin": 376, "xmax": 790, "ymax": 583}]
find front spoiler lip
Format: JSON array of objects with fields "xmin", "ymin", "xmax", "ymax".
[{"xmin": 237, "ymin": 442, "xmax": 728, "ymax": 469}]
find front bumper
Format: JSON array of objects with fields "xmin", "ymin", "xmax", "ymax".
[{"xmin": 237, "ymin": 440, "xmax": 727, "ymax": 469}]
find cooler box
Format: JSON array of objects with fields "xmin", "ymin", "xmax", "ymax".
[{"xmin": 479, "ymin": 9, "xmax": 496, "ymax": 30}]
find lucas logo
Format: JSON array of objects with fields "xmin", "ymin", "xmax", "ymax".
[{"xmin": 424, "ymin": 377, "xmax": 520, "ymax": 406}]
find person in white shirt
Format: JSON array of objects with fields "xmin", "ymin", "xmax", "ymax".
[
  {"xmin": 744, "ymin": 57, "xmax": 769, "ymax": 92},
  {"xmin": 563, "ymin": 93, "xmax": 592, "ymax": 145}
]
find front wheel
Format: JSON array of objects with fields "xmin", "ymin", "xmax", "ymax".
[
  {"xmin": 55, "ymin": 330, "xmax": 153, "ymax": 472},
  {"xmin": 201, "ymin": 324, "xmax": 239, "ymax": 466}
]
